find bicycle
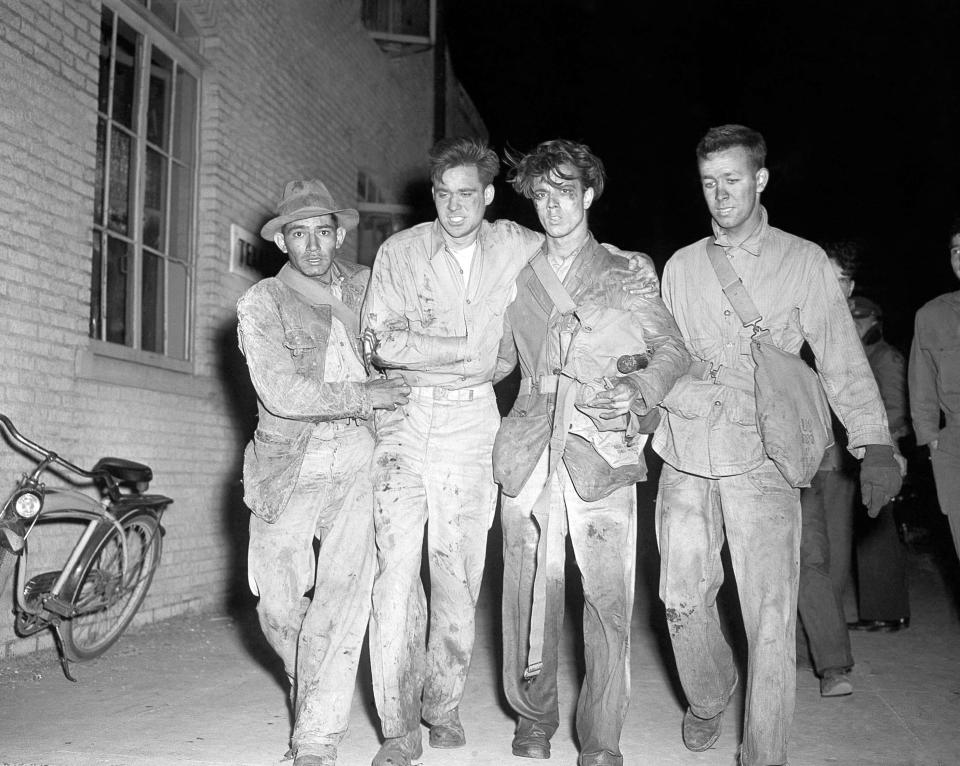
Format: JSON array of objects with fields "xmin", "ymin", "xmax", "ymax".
[{"xmin": 0, "ymin": 413, "xmax": 172, "ymax": 680}]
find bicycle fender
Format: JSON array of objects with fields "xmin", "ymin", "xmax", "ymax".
[{"xmin": 41, "ymin": 488, "xmax": 105, "ymax": 515}]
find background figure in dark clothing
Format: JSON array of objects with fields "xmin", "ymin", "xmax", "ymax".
[
  {"xmin": 909, "ymin": 219, "xmax": 960, "ymax": 565},
  {"xmin": 795, "ymin": 245, "xmax": 858, "ymax": 697},
  {"xmin": 846, "ymin": 296, "xmax": 911, "ymax": 631}
]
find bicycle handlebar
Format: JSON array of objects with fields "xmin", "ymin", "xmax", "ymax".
[{"xmin": 0, "ymin": 413, "xmax": 115, "ymax": 487}]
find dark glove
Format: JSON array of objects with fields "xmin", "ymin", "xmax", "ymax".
[{"xmin": 859, "ymin": 444, "xmax": 902, "ymax": 518}]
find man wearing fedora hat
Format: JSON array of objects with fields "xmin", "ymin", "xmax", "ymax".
[{"xmin": 237, "ymin": 178, "xmax": 411, "ymax": 766}]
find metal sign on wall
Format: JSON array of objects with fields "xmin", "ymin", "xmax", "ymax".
[{"xmin": 229, "ymin": 224, "xmax": 283, "ymax": 281}]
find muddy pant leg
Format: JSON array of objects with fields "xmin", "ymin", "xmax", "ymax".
[
  {"xmin": 720, "ymin": 463, "xmax": 800, "ymax": 766},
  {"xmin": 293, "ymin": 428, "xmax": 376, "ymax": 751},
  {"xmin": 797, "ymin": 472, "xmax": 854, "ymax": 676},
  {"xmin": 369, "ymin": 404, "xmax": 430, "ymax": 738},
  {"xmin": 501, "ymin": 451, "xmax": 563, "ymax": 739},
  {"xmin": 656, "ymin": 465, "xmax": 738, "ymax": 720},
  {"xmin": 568, "ymin": 477, "xmax": 636, "ymax": 765},
  {"xmin": 422, "ymin": 393, "xmax": 500, "ymax": 724},
  {"xmin": 247, "ymin": 437, "xmax": 336, "ymax": 683}
]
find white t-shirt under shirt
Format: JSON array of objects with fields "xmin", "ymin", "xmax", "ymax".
[{"xmin": 450, "ymin": 240, "xmax": 478, "ymax": 286}]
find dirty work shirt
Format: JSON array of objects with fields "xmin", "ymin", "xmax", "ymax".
[
  {"xmin": 495, "ymin": 238, "xmax": 688, "ymax": 766},
  {"xmin": 909, "ymin": 289, "xmax": 960, "ymax": 557},
  {"xmin": 363, "ymin": 218, "xmax": 543, "ymax": 738},
  {"xmin": 237, "ymin": 262, "xmax": 376, "ymax": 752},
  {"xmin": 652, "ymin": 208, "xmax": 892, "ymax": 766},
  {"xmin": 362, "ymin": 218, "xmax": 543, "ymax": 388},
  {"xmin": 654, "ymin": 206, "xmax": 891, "ymax": 477}
]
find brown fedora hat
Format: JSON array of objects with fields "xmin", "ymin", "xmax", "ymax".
[{"xmin": 260, "ymin": 179, "xmax": 360, "ymax": 240}]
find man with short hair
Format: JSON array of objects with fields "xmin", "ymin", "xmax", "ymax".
[
  {"xmin": 237, "ymin": 179, "xmax": 410, "ymax": 766},
  {"xmin": 909, "ymin": 219, "xmax": 960, "ymax": 562},
  {"xmin": 362, "ymin": 137, "xmax": 655, "ymax": 766},
  {"xmin": 653, "ymin": 125, "xmax": 901, "ymax": 766},
  {"xmin": 494, "ymin": 138, "xmax": 689, "ymax": 766}
]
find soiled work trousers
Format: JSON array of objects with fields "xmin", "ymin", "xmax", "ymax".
[
  {"xmin": 369, "ymin": 386, "xmax": 500, "ymax": 737},
  {"xmin": 501, "ymin": 450, "xmax": 637, "ymax": 766},
  {"xmin": 247, "ymin": 425, "xmax": 376, "ymax": 752},
  {"xmin": 656, "ymin": 461, "xmax": 800, "ymax": 766}
]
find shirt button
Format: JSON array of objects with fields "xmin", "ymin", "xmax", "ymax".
[
  {"xmin": 466, "ymin": 299, "xmax": 472, "ymax": 305},
  {"xmin": 714, "ymin": 400, "xmax": 722, "ymax": 406},
  {"xmin": 724, "ymin": 309, "xmax": 732, "ymax": 316}
]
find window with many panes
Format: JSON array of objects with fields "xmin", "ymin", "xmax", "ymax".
[
  {"xmin": 90, "ymin": 0, "xmax": 200, "ymax": 362},
  {"xmin": 356, "ymin": 171, "xmax": 414, "ymax": 267}
]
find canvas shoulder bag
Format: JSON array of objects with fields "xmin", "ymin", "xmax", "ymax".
[{"xmin": 706, "ymin": 243, "xmax": 833, "ymax": 488}]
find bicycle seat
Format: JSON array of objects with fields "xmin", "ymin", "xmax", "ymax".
[{"xmin": 93, "ymin": 457, "xmax": 153, "ymax": 484}]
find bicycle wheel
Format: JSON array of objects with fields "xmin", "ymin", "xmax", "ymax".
[{"xmin": 59, "ymin": 510, "xmax": 162, "ymax": 662}]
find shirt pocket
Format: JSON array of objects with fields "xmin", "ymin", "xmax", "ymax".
[{"xmin": 283, "ymin": 329, "xmax": 320, "ymax": 374}]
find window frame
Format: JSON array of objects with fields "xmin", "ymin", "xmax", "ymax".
[
  {"xmin": 87, "ymin": 0, "xmax": 203, "ymax": 375},
  {"xmin": 363, "ymin": 0, "xmax": 436, "ymax": 48}
]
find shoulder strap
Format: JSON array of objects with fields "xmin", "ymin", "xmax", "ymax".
[
  {"xmin": 706, "ymin": 243, "xmax": 763, "ymax": 330},
  {"xmin": 529, "ymin": 252, "xmax": 578, "ymax": 316}
]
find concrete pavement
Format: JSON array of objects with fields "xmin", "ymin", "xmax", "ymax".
[{"xmin": 1, "ymin": 507, "xmax": 959, "ymax": 766}]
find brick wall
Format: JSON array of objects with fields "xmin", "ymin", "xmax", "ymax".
[{"xmin": 0, "ymin": 0, "xmax": 475, "ymax": 659}]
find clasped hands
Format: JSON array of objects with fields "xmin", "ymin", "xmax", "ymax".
[{"xmin": 362, "ymin": 329, "xmax": 411, "ymax": 411}]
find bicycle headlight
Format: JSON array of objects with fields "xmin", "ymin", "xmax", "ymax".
[{"xmin": 13, "ymin": 489, "xmax": 42, "ymax": 519}]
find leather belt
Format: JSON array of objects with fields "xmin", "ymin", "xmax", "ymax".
[
  {"xmin": 688, "ymin": 360, "xmax": 754, "ymax": 394},
  {"xmin": 408, "ymin": 382, "xmax": 494, "ymax": 401},
  {"xmin": 314, "ymin": 417, "xmax": 362, "ymax": 432},
  {"xmin": 518, "ymin": 375, "xmax": 560, "ymax": 396}
]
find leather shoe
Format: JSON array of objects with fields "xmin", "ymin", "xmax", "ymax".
[
  {"xmin": 429, "ymin": 709, "xmax": 466, "ymax": 749},
  {"xmin": 512, "ymin": 721, "xmax": 551, "ymax": 759},
  {"xmin": 371, "ymin": 730, "xmax": 422, "ymax": 766},
  {"xmin": 578, "ymin": 750, "xmax": 621, "ymax": 765},
  {"xmin": 847, "ymin": 618, "xmax": 909, "ymax": 632},
  {"xmin": 820, "ymin": 670, "xmax": 853, "ymax": 697},
  {"xmin": 294, "ymin": 745, "xmax": 337, "ymax": 766},
  {"xmin": 682, "ymin": 707, "xmax": 723, "ymax": 752}
]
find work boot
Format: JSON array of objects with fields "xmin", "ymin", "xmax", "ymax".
[
  {"xmin": 512, "ymin": 718, "xmax": 551, "ymax": 759},
  {"xmin": 428, "ymin": 708, "xmax": 466, "ymax": 748},
  {"xmin": 293, "ymin": 744, "xmax": 337, "ymax": 766},
  {"xmin": 371, "ymin": 730, "xmax": 422, "ymax": 766},
  {"xmin": 820, "ymin": 669, "xmax": 853, "ymax": 697},
  {"xmin": 682, "ymin": 707, "xmax": 724, "ymax": 752}
]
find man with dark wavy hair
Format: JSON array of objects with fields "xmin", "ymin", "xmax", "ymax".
[
  {"xmin": 653, "ymin": 124, "xmax": 900, "ymax": 766},
  {"xmin": 494, "ymin": 138, "xmax": 689, "ymax": 766}
]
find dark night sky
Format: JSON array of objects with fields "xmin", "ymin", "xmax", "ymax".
[{"xmin": 444, "ymin": 0, "xmax": 960, "ymax": 350}]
